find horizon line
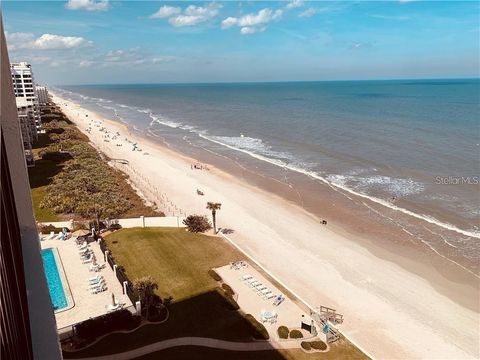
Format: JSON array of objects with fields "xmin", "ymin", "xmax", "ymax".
[{"xmin": 50, "ymin": 76, "xmax": 480, "ymax": 87}]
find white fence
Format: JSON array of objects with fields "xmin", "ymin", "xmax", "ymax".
[{"xmin": 38, "ymin": 216, "xmax": 186, "ymax": 230}]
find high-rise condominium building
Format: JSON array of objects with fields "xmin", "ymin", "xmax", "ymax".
[
  {"xmin": 10, "ymin": 62, "xmax": 42, "ymax": 134},
  {"xmin": 35, "ymin": 85, "xmax": 49, "ymax": 105}
]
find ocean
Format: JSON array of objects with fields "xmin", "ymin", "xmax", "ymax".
[{"xmin": 52, "ymin": 80, "xmax": 480, "ymax": 274}]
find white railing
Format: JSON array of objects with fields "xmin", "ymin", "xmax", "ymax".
[{"xmin": 38, "ymin": 216, "xmax": 186, "ymax": 230}]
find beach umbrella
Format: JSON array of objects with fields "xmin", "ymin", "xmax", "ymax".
[{"xmin": 72, "ymin": 229, "xmax": 90, "ymax": 237}]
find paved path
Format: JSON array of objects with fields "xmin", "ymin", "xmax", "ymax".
[{"xmin": 76, "ymin": 337, "xmax": 297, "ymax": 359}]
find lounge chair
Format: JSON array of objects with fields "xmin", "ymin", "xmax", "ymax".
[
  {"xmin": 91, "ymin": 284, "xmax": 107, "ymax": 294},
  {"xmin": 87, "ymin": 280, "xmax": 105, "ymax": 289},
  {"xmin": 82, "ymin": 257, "xmax": 94, "ymax": 264},
  {"xmin": 240, "ymin": 275, "xmax": 252, "ymax": 281},
  {"xmin": 249, "ymin": 281, "xmax": 260, "ymax": 288},
  {"xmin": 88, "ymin": 275, "xmax": 103, "ymax": 284},
  {"xmin": 265, "ymin": 293, "xmax": 276, "ymax": 300},
  {"xmin": 46, "ymin": 231, "xmax": 55, "ymax": 240},
  {"xmin": 77, "ymin": 243, "xmax": 89, "ymax": 250}
]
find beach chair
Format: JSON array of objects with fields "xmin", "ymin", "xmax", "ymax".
[
  {"xmin": 87, "ymin": 280, "xmax": 105, "ymax": 290},
  {"xmin": 82, "ymin": 257, "xmax": 94, "ymax": 264},
  {"xmin": 88, "ymin": 275, "xmax": 103, "ymax": 284},
  {"xmin": 249, "ymin": 281, "xmax": 260, "ymax": 288},
  {"xmin": 90, "ymin": 284, "xmax": 107, "ymax": 294},
  {"xmin": 77, "ymin": 243, "xmax": 89, "ymax": 250},
  {"xmin": 255, "ymin": 285, "xmax": 267, "ymax": 293},
  {"xmin": 89, "ymin": 264, "xmax": 99, "ymax": 272},
  {"xmin": 265, "ymin": 293, "xmax": 276, "ymax": 300}
]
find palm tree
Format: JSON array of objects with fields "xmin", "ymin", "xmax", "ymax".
[
  {"xmin": 206, "ymin": 202, "xmax": 222, "ymax": 233},
  {"xmin": 133, "ymin": 276, "xmax": 159, "ymax": 319}
]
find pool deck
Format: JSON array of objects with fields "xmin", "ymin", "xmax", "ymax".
[
  {"xmin": 41, "ymin": 237, "xmax": 133, "ymax": 329},
  {"xmin": 215, "ymin": 263, "xmax": 327, "ymax": 347}
]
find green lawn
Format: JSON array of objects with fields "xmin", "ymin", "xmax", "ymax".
[{"xmin": 105, "ymin": 227, "xmax": 244, "ymax": 301}]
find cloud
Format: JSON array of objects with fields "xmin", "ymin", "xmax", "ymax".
[
  {"xmin": 65, "ymin": 0, "xmax": 109, "ymax": 12},
  {"xmin": 221, "ymin": 17, "xmax": 238, "ymax": 29},
  {"xmin": 285, "ymin": 0, "xmax": 304, "ymax": 10},
  {"xmin": 151, "ymin": 2, "xmax": 222, "ymax": 27},
  {"xmin": 299, "ymin": 8, "xmax": 317, "ymax": 18},
  {"xmin": 240, "ymin": 26, "xmax": 266, "ymax": 35},
  {"xmin": 149, "ymin": 5, "xmax": 181, "ymax": 19},
  {"xmin": 222, "ymin": 8, "xmax": 282, "ymax": 34},
  {"xmin": 6, "ymin": 32, "xmax": 92, "ymax": 50}
]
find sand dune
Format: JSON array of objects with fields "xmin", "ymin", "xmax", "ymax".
[{"xmin": 52, "ymin": 94, "xmax": 479, "ymax": 360}]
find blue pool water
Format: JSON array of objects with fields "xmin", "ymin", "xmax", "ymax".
[{"xmin": 41, "ymin": 248, "xmax": 68, "ymax": 311}]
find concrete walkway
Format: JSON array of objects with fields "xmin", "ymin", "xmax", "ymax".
[{"xmin": 77, "ymin": 337, "xmax": 299, "ymax": 359}]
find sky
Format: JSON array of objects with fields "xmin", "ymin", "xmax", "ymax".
[{"xmin": 2, "ymin": 0, "xmax": 479, "ymax": 85}]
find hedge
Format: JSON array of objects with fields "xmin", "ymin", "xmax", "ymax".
[
  {"xmin": 208, "ymin": 269, "xmax": 222, "ymax": 282},
  {"xmin": 289, "ymin": 329, "xmax": 303, "ymax": 339},
  {"xmin": 301, "ymin": 341, "xmax": 312, "ymax": 351},
  {"xmin": 221, "ymin": 283, "xmax": 234, "ymax": 297},
  {"xmin": 277, "ymin": 326, "xmax": 289, "ymax": 339},
  {"xmin": 310, "ymin": 340, "xmax": 327, "ymax": 351},
  {"xmin": 245, "ymin": 314, "xmax": 269, "ymax": 340},
  {"xmin": 218, "ymin": 288, "xmax": 239, "ymax": 311},
  {"xmin": 75, "ymin": 310, "xmax": 140, "ymax": 340},
  {"xmin": 39, "ymin": 224, "xmax": 67, "ymax": 234}
]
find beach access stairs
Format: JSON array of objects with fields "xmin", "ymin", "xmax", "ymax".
[{"xmin": 310, "ymin": 306, "xmax": 343, "ymax": 343}]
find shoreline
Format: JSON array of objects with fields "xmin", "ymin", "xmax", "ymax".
[{"xmin": 51, "ymin": 93, "xmax": 479, "ymax": 359}]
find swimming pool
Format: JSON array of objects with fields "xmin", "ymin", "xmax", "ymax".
[{"xmin": 41, "ymin": 248, "xmax": 68, "ymax": 311}]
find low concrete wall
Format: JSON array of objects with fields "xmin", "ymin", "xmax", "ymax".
[{"xmin": 38, "ymin": 216, "xmax": 186, "ymax": 230}]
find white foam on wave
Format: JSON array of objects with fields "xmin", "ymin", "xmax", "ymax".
[
  {"xmin": 199, "ymin": 133, "xmax": 480, "ymax": 239},
  {"xmin": 327, "ymin": 174, "xmax": 425, "ymax": 197},
  {"xmin": 147, "ymin": 112, "xmax": 182, "ymax": 129}
]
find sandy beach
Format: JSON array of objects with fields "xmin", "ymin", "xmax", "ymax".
[{"xmin": 51, "ymin": 93, "xmax": 479, "ymax": 359}]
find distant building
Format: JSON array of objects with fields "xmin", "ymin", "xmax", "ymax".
[
  {"xmin": 35, "ymin": 85, "xmax": 49, "ymax": 105},
  {"xmin": 10, "ymin": 62, "xmax": 42, "ymax": 166},
  {"xmin": 10, "ymin": 62, "xmax": 42, "ymax": 133},
  {"xmin": 16, "ymin": 97, "xmax": 36, "ymax": 166}
]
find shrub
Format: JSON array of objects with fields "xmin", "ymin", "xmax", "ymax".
[
  {"xmin": 183, "ymin": 215, "xmax": 212, "ymax": 233},
  {"xmin": 109, "ymin": 223, "xmax": 122, "ymax": 231},
  {"xmin": 301, "ymin": 341, "xmax": 312, "ymax": 351},
  {"xmin": 208, "ymin": 269, "xmax": 222, "ymax": 282},
  {"xmin": 245, "ymin": 314, "xmax": 269, "ymax": 340},
  {"xmin": 217, "ymin": 288, "xmax": 239, "ymax": 311},
  {"xmin": 289, "ymin": 329, "xmax": 303, "ymax": 339},
  {"xmin": 221, "ymin": 283, "xmax": 234, "ymax": 297},
  {"xmin": 75, "ymin": 309, "xmax": 138, "ymax": 340},
  {"xmin": 277, "ymin": 326, "xmax": 289, "ymax": 339},
  {"xmin": 310, "ymin": 340, "xmax": 327, "ymax": 351},
  {"xmin": 39, "ymin": 224, "xmax": 65, "ymax": 234},
  {"xmin": 72, "ymin": 222, "xmax": 88, "ymax": 231}
]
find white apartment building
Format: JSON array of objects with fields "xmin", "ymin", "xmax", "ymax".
[
  {"xmin": 16, "ymin": 97, "xmax": 36, "ymax": 166},
  {"xmin": 10, "ymin": 62, "xmax": 42, "ymax": 134},
  {"xmin": 35, "ymin": 85, "xmax": 49, "ymax": 105}
]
